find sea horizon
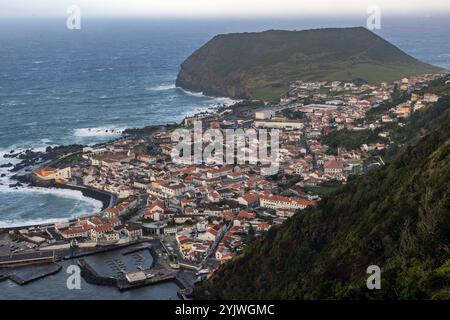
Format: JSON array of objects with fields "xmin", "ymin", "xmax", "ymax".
[
  {"xmin": 0, "ymin": 0, "xmax": 449, "ymax": 307},
  {"xmin": 1, "ymin": 16, "xmax": 449, "ymax": 226}
]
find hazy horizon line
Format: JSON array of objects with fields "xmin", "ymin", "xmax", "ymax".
[{"xmin": 1, "ymin": 12, "xmax": 450, "ymax": 20}]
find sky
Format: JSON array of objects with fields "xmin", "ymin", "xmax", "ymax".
[{"xmin": 1, "ymin": 0, "xmax": 449, "ymax": 18}]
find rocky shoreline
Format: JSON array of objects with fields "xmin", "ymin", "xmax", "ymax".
[
  {"xmin": 2, "ymin": 145, "xmax": 83, "ymax": 173},
  {"xmin": 0, "ymin": 99, "xmax": 238, "ymax": 229}
]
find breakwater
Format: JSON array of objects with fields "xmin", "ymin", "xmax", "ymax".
[
  {"xmin": 78, "ymin": 258, "xmax": 117, "ymax": 287},
  {"xmin": 78, "ymin": 256, "xmax": 177, "ymax": 291},
  {"xmin": 0, "ymin": 262, "xmax": 62, "ymax": 285},
  {"xmin": 55, "ymin": 184, "xmax": 116, "ymax": 210}
]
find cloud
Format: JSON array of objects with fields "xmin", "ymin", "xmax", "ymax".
[{"xmin": 0, "ymin": 0, "xmax": 448, "ymax": 18}]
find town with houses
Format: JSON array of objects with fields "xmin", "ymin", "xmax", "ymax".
[{"xmin": 2, "ymin": 71, "xmax": 448, "ymax": 289}]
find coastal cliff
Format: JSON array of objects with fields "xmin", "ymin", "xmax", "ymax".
[{"xmin": 176, "ymin": 27, "xmax": 441, "ymax": 100}]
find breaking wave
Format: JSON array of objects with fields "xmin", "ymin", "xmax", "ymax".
[{"xmin": 147, "ymin": 84, "xmax": 177, "ymax": 91}]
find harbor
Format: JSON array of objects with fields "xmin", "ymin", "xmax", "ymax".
[{"xmin": 0, "ymin": 240, "xmax": 195, "ymax": 299}]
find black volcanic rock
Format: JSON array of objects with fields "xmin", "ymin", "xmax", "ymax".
[{"xmin": 0, "ymin": 163, "xmax": 13, "ymax": 168}]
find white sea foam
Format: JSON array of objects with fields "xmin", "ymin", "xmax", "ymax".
[
  {"xmin": 180, "ymin": 97, "xmax": 238, "ymax": 119},
  {"xmin": 0, "ymin": 169, "xmax": 99, "ymax": 206},
  {"xmin": 147, "ymin": 84, "xmax": 177, "ymax": 91},
  {"xmin": 73, "ymin": 127, "xmax": 125, "ymax": 137},
  {"xmin": 0, "ymin": 207, "xmax": 101, "ymax": 228},
  {"xmin": 0, "ymin": 145, "xmax": 54, "ymax": 171},
  {"xmin": 40, "ymin": 138, "xmax": 53, "ymax": 144},
  {"xmin": 0, "ymin": 184, "xmax": 93, "ymax": 201},
  {"xmin": 179, "ymin": 88, "xmax": 238, "ymax": 118},
  {"xmin": 0, "ymin": 186, "xmax": 103, "ymax": 227},
  {"xmin": 0, "ymin": 143, "xmax": 102, "ymax": 226},
  {"xmin": 0, "ymin": 146, "xmax": 25, "ymax": 166},
  {"xmin": 0, "ymin": 217, "xmax": 72, "ymax": 228},
  {"xmin": 0, "ymin": 183, "xmax": 103, "ymax": 227},
  {"xmin": 212, "ymin": 96, "xmax": 239, "ymax": 106},
  {"xmin": 177, "ymin": 87, "xmax": 239, "ymax": 106},
  {"xmin": 181, "ymin": 106, "xmax": 216, "ymax": 118},
  {"xmin": 0, "ymin": 84, "xmax": 238, "ymax": 226},
  {"xmin": 178, "ymin": 87, "xmax": 206, "ymax": 97}
]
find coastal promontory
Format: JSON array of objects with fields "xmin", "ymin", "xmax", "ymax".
[{"xmin": 176, "ymin": 27, "xmax": 441, "ymax": 100}]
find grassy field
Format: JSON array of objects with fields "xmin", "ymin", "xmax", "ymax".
[
  {"xmin": 250, "ymin": 86, "xmax": 288, "ymax": 101},
  {"xmin": 327, "ymin": 63, "xmax": 440, "ymax": 85},
  {"xmin": 305, "ymin": 182, "xmax": 343, "ymax": 196}
]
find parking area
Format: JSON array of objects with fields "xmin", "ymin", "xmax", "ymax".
[{"xmin": 0, "ymin": 237, "xmax": 30, "ymax": 256}]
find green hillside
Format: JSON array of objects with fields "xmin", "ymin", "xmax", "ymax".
[
  {"xmin": 197, "ymin": 96, "xmax": 450, "ymax": 299},
  {"xmin": 176, "ymin": 27, "xmax": 441, "ymax": 100}
]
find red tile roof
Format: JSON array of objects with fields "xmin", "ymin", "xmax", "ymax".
[
  {"xmin": 94, "ymin": 223, "xmax": 113, "ymax": 233},
  {"xmin": 323, "ymin": 160, "xmax": 343, "ymax": 169}
]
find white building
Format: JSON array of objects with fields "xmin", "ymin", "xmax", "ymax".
[
  {"xmin": 260, "ymin": 194, "xmax": 315, "ymax": 210},
  {"xmin": 33, "ymin": 167, "xmax": 72, "ymax": 181},
  {"xmin": 254, "ymin": 120, "xmax": 303, "ymax": 130}
]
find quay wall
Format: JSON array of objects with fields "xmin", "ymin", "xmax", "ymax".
[
  {"xmin": 65, "ymin": 239, "xmax": 151, "ymax": 260},
  {"xmin": 77, "ymin": 258, "xmax": 117, "ymax": 287},
  {"xmin": 55, "ymin": 183, "xmax": 117, "ymax": 210},
  {"xmin": 0, "ymin": 251, "xmax": 55, "ymax": 267}
]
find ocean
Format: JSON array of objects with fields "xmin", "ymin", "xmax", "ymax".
[
  {"xmin": 1, "ymin": 17, "xmax": 449, "ymax": 227},
  {"xmin": 0, "ymin": 16, "xmax": 449, "ymax": 298},
  {"xmin": 0, "ymin": 19, "xmax": 238, "ymax": 227}
]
